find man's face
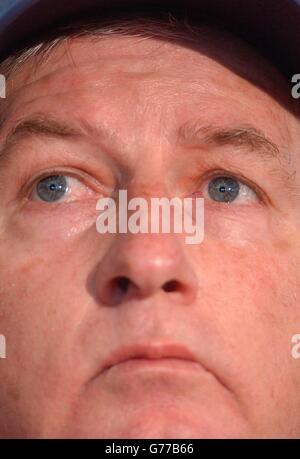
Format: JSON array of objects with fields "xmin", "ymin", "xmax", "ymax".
[{"xmin": 0, "ymin": 27, "xmax": 299, "ymax": 438}]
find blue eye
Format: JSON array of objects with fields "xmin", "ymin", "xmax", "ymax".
[
  {"xmin": 206, "ymin": 175, "xmax": 259, "ymax": 204},
  {"xmin": 208, "ymin": 176, "xmax": 240, "ymax": 203},
  {"xmin": 36, "ymin": 175, "xmax": 68, "ymax": 202}
]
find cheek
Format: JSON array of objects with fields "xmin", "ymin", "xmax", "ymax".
[
  {"xmin": 0, "ymin": 244, "xmax": 89, "ymax": 436},
  {"xmin": 203, "ymin": 203, "xmax": 271, "ymax": 247},
  {"xmin": 199, "ymin": 202, "xmax": 298, "ymax": 316},
  {"xmin": 5, "ymin": 198, "xmax": 99, "ymax": 244},
  {"xmin": 0, "ymin": 205, "xmax": 103, "ymax": 338},
  {"xmin": 0, "ymin": 199, "xmax": 103, "ymax": 318},
  {"xmin": 0, "ymin": 226, "xmax": 100, "ymax": 399},
  {"xmin": 189, "ymin": 203, "xmax": 298, "ymax": 340},
  {"xmin": 188, "ymin": 233, "xmax": 299, "ymax": 415},
  {"xmin": 192, "ymin": 242, "xmax": 289, "ymax": 322},
  {"xmin": 0, "ymin": 243, "xmax": 74, "ymax": 343},
  {"xmin": 199, "ymin": 239, "xmax": 295, "ymax": 319}
]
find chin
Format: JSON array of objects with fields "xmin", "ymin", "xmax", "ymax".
[{"xmin": 52, "ymin": 404, "xmax": 253, "ymax": 439}]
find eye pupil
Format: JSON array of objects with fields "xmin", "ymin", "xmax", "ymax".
[
  {"xmin": 36, "ymin": 175, "xmax": 68, "ymax": 202},
  {"xmin": 208, "ymin": 176, "xmax": 240, "ymax": 203}
]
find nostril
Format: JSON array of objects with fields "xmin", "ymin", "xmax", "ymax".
[
  {"xmin": 163, "ymin": 279, "xmax": 180, "ymax": 293},
  {"xmin": 115, "ymin": 276, "xmax": 130, "ymax": 294},
  {"xmin": 102, "ymin": 276, "xmax": 132, "ymax": 306}
]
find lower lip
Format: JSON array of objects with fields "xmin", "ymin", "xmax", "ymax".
[{"xmin": 105, "ymin": 358, "xmax": 205, "ymax": 374}]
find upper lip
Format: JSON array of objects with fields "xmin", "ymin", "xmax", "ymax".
[{"xmin": 100, "ymin": 343, "xmax": 201, "ymax": 374}]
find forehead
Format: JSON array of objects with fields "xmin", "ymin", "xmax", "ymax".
[
  {"xmin": 1, "ymin": 29, "xmax": 297, "ymax": 148},
  {"xmin": 4, "ymin": 25, "xmax": 291, "ymax": 95}
]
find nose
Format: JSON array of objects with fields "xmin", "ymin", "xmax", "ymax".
[{"xmin": 94, "ymin": 232, "xmax": 199, "ymax": 306}]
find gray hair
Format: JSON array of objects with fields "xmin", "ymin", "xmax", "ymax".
[
  {"xmin": 0, "ymin": 9, "xmax": 296, "ymax": 117},
  {"xmin": 0, "ymin": 10, "xmax": 213, "ymax": 80}
]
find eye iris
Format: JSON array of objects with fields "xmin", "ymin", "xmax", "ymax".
[
  {"xmin": 36, "ymin": 175, "xmax": 68, "ymax": 202},
  {"xmin": 208, "ymin": 176, "xmax": 240, "ymax": 203}
]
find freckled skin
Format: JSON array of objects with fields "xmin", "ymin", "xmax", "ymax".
[{"xmin": 0, "ymin": 29, "xmax": 300, "ymax": 438}]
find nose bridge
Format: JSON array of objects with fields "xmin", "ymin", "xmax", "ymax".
[
  {"xmin": 126, "ymin": 179, "xmax": 171, "ymax": 208},
  {"xmin": 114, "ymin": 184, "xmax": 187, "ymax": 281}
]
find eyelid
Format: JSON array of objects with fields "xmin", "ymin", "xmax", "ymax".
[
  {"xmin": 31, "ymin": 175, "xmax": 80, "ymax": 203},
  {"xmin": 21, "ymin": 167, "xmax": 113, "ymax": 200},
  {"xmin": 197, "ymin": 169, "xmax": 268, "ymax": 204}
]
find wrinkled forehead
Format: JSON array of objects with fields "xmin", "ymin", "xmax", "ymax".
[
  {"xmin": 2, "ymin": 24, "xmax": 290, "ymax": 90},
  {"xmin": 1, "ymin": 23, "xmax": 298, "ymax": 126}
]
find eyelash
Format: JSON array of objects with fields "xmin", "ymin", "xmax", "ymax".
[
  {"xmin": 22, "ymin": 166, "xmax": 266, "ymax": 207},
  {"xmin": 22, "ymin": 167, "xmax": 104, "ymax": 201},
  {"xmin": 198, "ymin": 169, "xmax": 265, "ymax": 204}
]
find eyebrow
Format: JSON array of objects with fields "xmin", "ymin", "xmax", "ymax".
[
  {"xmin": 4, "ymin": 116, "xmax": 80, "ymax": 142},
  {"xmin": 0, "ymin": 114, "xmax": 118, "ymax": 163},
  {"xmin": 0, "ymin": 113, "xmax": 284, "ymax": 165},
  {"xmin": 177, "ymin": 121, "xmax": 282, "ymax": 161}
]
